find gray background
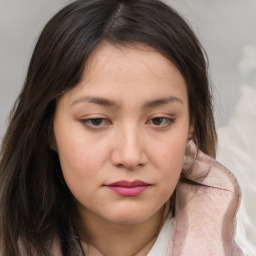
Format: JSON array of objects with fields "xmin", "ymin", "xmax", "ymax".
[{"xmin": 0, "ymin": 0, "xmax": 255, "ymax": 254}]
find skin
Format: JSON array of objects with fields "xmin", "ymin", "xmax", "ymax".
[{"xmin": 53, "ymin": 41, "xmax": 193, "ymax": 256}]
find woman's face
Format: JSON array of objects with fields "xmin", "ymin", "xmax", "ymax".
[{"xmin": 53, "ymin": 42, "xmax": 193, "ymax": 225}]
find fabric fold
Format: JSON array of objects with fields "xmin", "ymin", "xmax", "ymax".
[{"xmin": 168, "ymin": 141, "xmax": 244, "ymax": 256}]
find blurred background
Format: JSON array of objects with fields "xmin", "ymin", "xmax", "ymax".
[{"xmin": 0, "ymin": 0, "xmax": 255, "ymax": 255}]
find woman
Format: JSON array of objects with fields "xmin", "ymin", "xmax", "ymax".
[{"xmin": 0, "ymin": 0, "xmax": 245, "ymax": 255}]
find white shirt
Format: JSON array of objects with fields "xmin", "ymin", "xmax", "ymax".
[{"xmin": 147, "ymin": 213, "xmax": 173, "ymax": 256}]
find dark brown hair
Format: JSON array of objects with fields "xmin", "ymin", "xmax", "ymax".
[{"xmin": 0, "ymin": 0, "xmax": 217, "ymax": 255}]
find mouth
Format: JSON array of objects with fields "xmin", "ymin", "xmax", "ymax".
[{"xmin": 105, "ymin": 180, "xmax": 151, "ymax": 197}]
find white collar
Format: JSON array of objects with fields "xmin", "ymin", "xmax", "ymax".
[{"xmin": 147, "ymin": 213, "xmax": 173, "ymax": 256}]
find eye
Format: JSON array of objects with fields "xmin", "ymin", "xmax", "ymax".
[
  {"xmin": 81, "ymin": 118, "xmax": 111, "ymax": 128},
  {"xmin": 147, "ymin": 116, "xmax": 175, "ymax": 127}
]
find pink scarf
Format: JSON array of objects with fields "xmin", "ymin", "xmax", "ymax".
[{"xmin": 168, "ymin": 141, "xmax": 245, "ymax": 256}]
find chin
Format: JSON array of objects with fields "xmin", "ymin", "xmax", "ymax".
[
  {"xmin": 104, "ymin": 205, "xmax": 161, "ymax": 226},
  {"xmin": 108, "ymin": 214, "xmax": 149, "ymax": 226}
]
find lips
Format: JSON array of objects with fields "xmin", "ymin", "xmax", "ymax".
[{"xmin": 106, "ymin": 180, "xmax": 151, "ymax": 196}]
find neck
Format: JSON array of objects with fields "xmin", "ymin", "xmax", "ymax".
[{"xmin": 77, "ymin": 203, "xmax": 170, "ymax": 256}]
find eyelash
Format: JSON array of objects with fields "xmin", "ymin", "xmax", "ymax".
[
  {"xmin": 146, "ymin": 116, "xmax": 175, "ymax": 127},
  {"xmin": 80, "ymin": 116, "xmax": 175, "ymax": 130},
  {"xmin": 81, "ymin": 118, "xmax": 111, "ymax": 128}
]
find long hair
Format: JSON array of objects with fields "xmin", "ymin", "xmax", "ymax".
[{"xmin": 0, "ymin": 0, "xmax": 217, "ymax": 255}]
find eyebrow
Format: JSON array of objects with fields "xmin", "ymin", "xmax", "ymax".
[
  {"xmin": 143, "ymin": 96, "xmax": 183, "ymax": 108},
  {"xmin": 71, "ymin": 96, "xmax": 183, "ymax": 108},
  {"xmin": 71, "ymin": 96, "xmax": 117, "ymax": 107}
]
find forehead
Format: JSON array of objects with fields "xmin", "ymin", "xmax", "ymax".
[
  {"xmin": 60, "ymin": 41, "xmax": 188, "ymax": 107},
  {"xmin": 84, "ymin": 41, "xmax": 185, "ymax": 83}
]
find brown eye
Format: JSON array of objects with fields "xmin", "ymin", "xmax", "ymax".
[
  {"xmin": 90, "ymin": 118, "xmax": 104, "ymax": 126},
  {"xmin": 147, "ymin": 117, "xmax": 175, "ymax": 127},
  {"xmin": 81, "ymin": 118, "xmax": 111, "ymax": 128},
  {"xmin": 151, "ymin": 117, "xmax": 164, "ymax": 125}
]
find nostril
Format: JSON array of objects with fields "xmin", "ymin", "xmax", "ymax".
[{"xmin": 116, "ymin": 163, "xmax": 124, "ymax": 168}]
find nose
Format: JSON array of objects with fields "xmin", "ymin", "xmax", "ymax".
[{"xmin": 110, "ymin": 125, "xmax": 148, "ymax": 170}]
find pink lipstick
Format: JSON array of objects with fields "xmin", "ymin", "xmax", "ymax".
[{"xmin": 106, "ymin": 180, "xmax": 150, "ymax": 196}]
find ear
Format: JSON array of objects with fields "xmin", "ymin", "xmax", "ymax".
[
  {"xmin": 187, "ymin": 124, "xmax": 194, "ymax": 140},
  {"xmin": 49, "ymin": 138, "xmax": 58, "ymax": 152},
  {"xmin": 48, "ymin": 123, "xmax": 58, "ymax": 152}
]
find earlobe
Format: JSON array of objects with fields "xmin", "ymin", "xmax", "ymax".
[{"xmin": 187, "ymin": 125, "xmax": 194, "ymax": 140}]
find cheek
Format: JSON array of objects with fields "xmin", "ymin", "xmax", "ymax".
[
  {"xmin": 56, "ymin": 141, "xmax": 107, "ymax": 206},
  {"xmin": 58, "ymin": 142, "xmax": 106, "ymax": 179},
  {"xmin": 54, "ymin": 126, "xmax": 109, "ymax": 190},
  {"xmin": 152, "ymin": 135, "xmax": 187, "ymax": 168},
  {"xmin": 150, "ymin": 135, "xmax": 187, "ymax": 189}
]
